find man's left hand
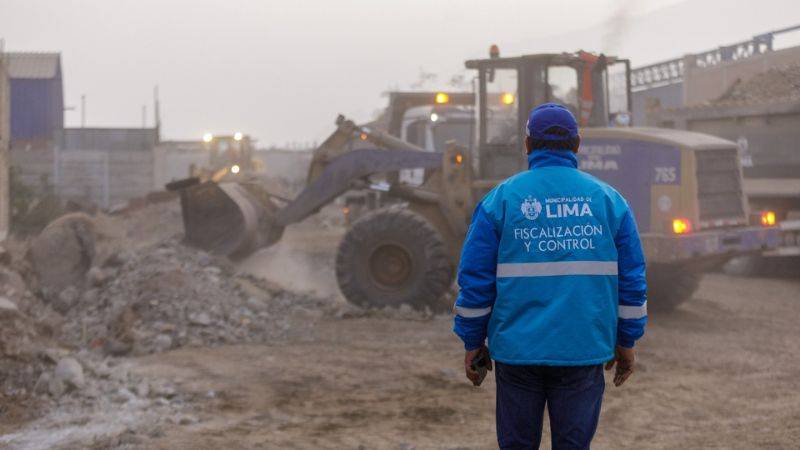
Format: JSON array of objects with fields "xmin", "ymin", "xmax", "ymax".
[{"xmin": 605, "ymin": 345, "xmax": 635, "ymax": 386}]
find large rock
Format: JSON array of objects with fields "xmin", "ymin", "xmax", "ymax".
[
  {"xmin": 0, "ymin": 296, "xmax": 19, "ymax": 318},
  {"xmin": 26, "ymin": 213, "xmax": 96, "ymax": 296},
  {"xmin": 0, "ymin": 267, "xmax": 27, "ymax": 301},
  {"xmin": 53, "ymin": 357, "xmax": 85, "ymax": 392}
]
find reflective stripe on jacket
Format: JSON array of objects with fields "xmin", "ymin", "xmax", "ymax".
[{"xmin": 453, "ymin": 150, "xmax": 647, "ymax": 366}]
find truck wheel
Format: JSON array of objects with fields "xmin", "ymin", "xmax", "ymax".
[
  {"xmin": 336, "ymin": 207, "xmax": 454, "ymax": 312},
  {"xmin": 647, "ymin": 265, "xmax": 701, "ymax": 312}
]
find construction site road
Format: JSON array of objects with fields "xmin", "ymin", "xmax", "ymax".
[{"xmin": 124, "ymin": 228, "xmax": 800, "ymax": 449}]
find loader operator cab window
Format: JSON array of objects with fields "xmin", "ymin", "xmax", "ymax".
[
  {"xmin": 432, "ymin": 120, "xmax": 473, "ymax": 152},
  {"xmin": 607, "ymin": 61, "xmax": 631, "ymax": 126},
  {"xmin": 546, "ymin": 65, "xmax": 580, "ymax": 117},
  {"xmin": 484, "ymin": 69, "xmax": 518, "ymax": 146},
  {"xmin": 404, "ymin": 120, "xmax": 428, "ymax": 149},
  {"xmin": 402, "ymin": 107, "xmax": 474, "ymax": 152}
]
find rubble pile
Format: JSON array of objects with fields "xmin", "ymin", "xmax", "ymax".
[
  {"xmin": 1, "ymin": 350, "xmax": 196, "ymax": 449},
  {"xmin": 1, "ymin": 200, "xmax": 330, "ymax": 419},
  {"xmin": 58, "ymin": 236, "xmax": 330, "ymax": 356},
  {"xmin": 0, "ymin": 260, "xmax": 49, "ymax": 401},
  {"xmin": 717, "ymin": 63, "xmax": 800, "ymax": 104}
]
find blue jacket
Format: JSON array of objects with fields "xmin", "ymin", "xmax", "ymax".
[{"xmin": 453, "ymin": 150, "xmax": 647, "ymax": 366}]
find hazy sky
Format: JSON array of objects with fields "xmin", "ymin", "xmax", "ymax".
[{"xmin": 1, "ymin": 0, "xmax": 799, "ymax": 147}]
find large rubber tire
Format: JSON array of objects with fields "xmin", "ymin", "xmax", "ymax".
[
  {"xmin": 336, "ymin": 207, "xmax": 454, "ymax": 311},
  {"xmin": 647, "ymin": 265, "xmax": 702, "ymax": 312}
]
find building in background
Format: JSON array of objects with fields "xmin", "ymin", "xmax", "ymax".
[
  {"xmin": 6, "ymin": 52, "xmax": 63, "ymax": 150},
  {"xmin": 631, "ymin": 25, "xmax": 800, "ymax": 126},
  {"xmin": 5, "ymin": 50, "xmax": 164, "ymax": 210},
  {"xmin": 0, "ymin": 50, "xmax": 10, "ymax": 240}
]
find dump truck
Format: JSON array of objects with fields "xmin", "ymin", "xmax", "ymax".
[
  {"xmin": 632, "ymin": 25, "xmax": 800, "ymax": 271},
  {"xmin": 170, "ymin": 50, "xmax": 782, "ymax": 311}
]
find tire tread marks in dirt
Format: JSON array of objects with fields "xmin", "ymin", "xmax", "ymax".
[{"xmin": 336, "ymin": 206, "xmax": 453, "ymax": 311}]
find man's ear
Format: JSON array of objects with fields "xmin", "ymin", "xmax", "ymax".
[
  {"xmin": 525, "ymin": 136, "xmax": 534, "ymax": 155},
  {"xmin": 571, "ymin": 135, "xmax": 581, "ymax": 154}
]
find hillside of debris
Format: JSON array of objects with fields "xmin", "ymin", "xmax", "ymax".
[
  {"xmin": 717, "ymin": 63, "xmax": 800, "ymax": 104},
  {"xmin": 0, "ymin": 199, "xmax": 336, "ymax": 444}
]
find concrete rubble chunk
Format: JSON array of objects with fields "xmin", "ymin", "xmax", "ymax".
[
  {"xmin": 188, "ymin": 312, "xmax": 212, "ymax": 326},
  {"xmin": 152, "ymin": 334, "xmax": 173, "ymax": 352},
  {"xmin": 54, "ymin": 357, "xmax": 85, "ymax": 391},
  {"xmin": 48, "ymin": 377, "xmax": 66, "ymax": 397},
  {"xmin": 26, "ymin": 213, "xmax": 96, "ymax": 294},
  {"xmin": 113, "ymin": 387, "xmax": 138, "ymax": 403},
  {"xmin": 53, "ymin": 286, "xmax": 80, "ymax": 314},
  {"xmin": 102, "ymin": 251, "xmax": 129, "ymax": 268},
  {"xmin": 0, "ymin": 245, "xmax": 10, "ymax": 265},
  {"xmin": 87, "ymin": 267, "xmax": 109, "ymax": 287},
  {"xmin": 0, "ymin": 296, "xmax": 19, "ymax": 316},
  {"xmin": 33, "ymin": 372, "xmax": 51, "ymax": 395}
]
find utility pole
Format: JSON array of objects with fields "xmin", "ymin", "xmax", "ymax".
[
  {"xmin": 141, "ymin": 105, "xmax": 147, "ymax": 128},
  {"xmin": 80, "ymin": 94, "xmax": 86, "ymax": 128},
  {"xmin": 153, "ymin": 85, "xmax": 161, "ymax": 141}
]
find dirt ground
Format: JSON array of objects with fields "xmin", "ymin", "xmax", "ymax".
[
  {"xmin": 119, "ymin": 226, "xmax": 800, "ymax": 450},
  {"xmin": 3, "ymin": 217, "xmax": 800, "ymax": 449}
]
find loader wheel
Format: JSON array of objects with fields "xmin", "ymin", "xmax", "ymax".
[
  {"xmin": 336, "ymin": 207, "xmax": 454, "ymax": 312},
  {"xmin": 647, "ymin": 265, "xmax": 701, "ymax": 312}
]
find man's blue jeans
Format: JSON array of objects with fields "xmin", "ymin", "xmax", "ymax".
[{"xmin": 495, "ymin": 362, "xmax": 605, "ymax": 449}]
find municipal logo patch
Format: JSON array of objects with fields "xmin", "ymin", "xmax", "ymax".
[{"xmin": 520, "ymin": 196, "xmax": 542, "ymax": 221}]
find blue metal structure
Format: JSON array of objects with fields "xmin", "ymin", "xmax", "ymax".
[{"xmin": 7, "ymin": 53, "xmax": 63, "ymax": 148}]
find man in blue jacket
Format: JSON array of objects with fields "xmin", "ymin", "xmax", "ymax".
[{"xmin": 453, "ymin": 103, "xmax": 647, "ymax": 449}]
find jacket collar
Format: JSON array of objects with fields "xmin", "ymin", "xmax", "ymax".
[{"xmin": 527, "ymin": 150, "xmax": 578, "ymax": 170}]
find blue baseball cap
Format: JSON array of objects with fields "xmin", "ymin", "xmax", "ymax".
[{"xmin": 525, "ymin": 103, "xmax": 579, "ymax": 141}]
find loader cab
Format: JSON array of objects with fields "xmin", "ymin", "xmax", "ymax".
[
  {"xmin": 465, "ymin": 51, "xmax": 632, "ymax": 180},
  {"xmin": 400, "ymin": 105, "xmax": 473, "ymax": 185},
  {"xmin": 386, "ymin": 91, "xmax": 475, "ymax": 186},
  {"xmin": 401, "ymin": 105, "xmax": 474, "ymax": 153}
]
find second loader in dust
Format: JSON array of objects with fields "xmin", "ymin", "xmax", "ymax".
[{"xmin": 169, "ymin": 49, "xmax": 783, "ymax": 312}]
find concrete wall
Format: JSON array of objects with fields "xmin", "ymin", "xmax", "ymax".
[
  {"xmin": 632, "ymin": 82, "xmax": 683, "ymax": 126},
  {"xmin": 0, "ymin": 55, "xmax": 9, "ymax": 240},
  {"xmin": 153, "ymin": 141, "xmax": 209, "ymax": 189},
  {"xmin": 253, "ymin": 149, "xmax": 311, "ymax": 183},
  {"xmin": 10, "ymin": 147, "xmax": 153, "ymax": 208},
  {"xmin": 684, "ymin": 46, "xmax": 800, "ymax": 106}
]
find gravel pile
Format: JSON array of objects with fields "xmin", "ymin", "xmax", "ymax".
[
  {"xmin": 2, "ymin": 350, "xmax": 196, "ymax": 450},
  {"xmin": 0, "ymin": 199, "xmax": 343, "ymax": 447},
  {"xmin": 58, "ymin": 237, "xmax": 331, "ymax": 356},
  {"xmin": 716, "ymin": 63, "xmax": 800, "ymax": 104}
]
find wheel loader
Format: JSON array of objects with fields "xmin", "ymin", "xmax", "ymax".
[
  {"xmin": 341, "ymin": 90, "xmax": 475, "ymax": 224},
  {"xmin": 169, "ymin": 50, "xmax": 782, "ymax": 311}
]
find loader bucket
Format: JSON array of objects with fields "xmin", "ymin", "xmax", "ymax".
[{"xmin": 171, "ymin": 180, "xmax": 284, "ymax": 260}]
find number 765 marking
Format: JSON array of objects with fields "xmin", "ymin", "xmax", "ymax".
[{"xmin": 654, "ymin": 167, "xmax": 677, "ymax": 183}]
